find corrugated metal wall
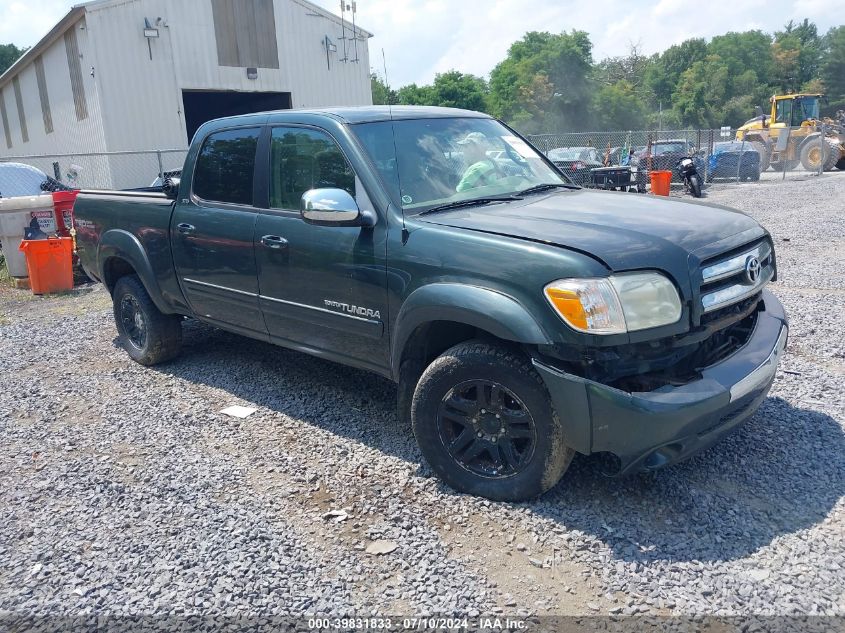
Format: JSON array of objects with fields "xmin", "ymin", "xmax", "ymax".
[
  {"xmin": 0, "ymin": 0, "xmax": 372, "ymax": 162},
  {"xmin": 0, "ymin": 16, "xmax": 108, "ymax": 159},
  {"xmin": 34, "ymin": 57, "xmax": 54, "ymax": 134},
  {"xmin": 211, "ymin": 0, "xmax": 280, "ymax": 69}
]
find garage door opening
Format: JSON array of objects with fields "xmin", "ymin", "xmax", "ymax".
[{"xmin": 182, "ymin": 90, "xmax": 292, "ymax": 142}]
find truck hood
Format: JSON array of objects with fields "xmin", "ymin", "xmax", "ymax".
[{"xmin": 417, "ymin": 189, "xmax": 764, "ymax": 272}]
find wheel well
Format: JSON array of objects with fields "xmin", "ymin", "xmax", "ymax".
[
  {"xmin": 399, "ymin": 320, "xmax": 512, "ymax": 373},
  {"xmin": 798, "ymin": 133, "xmax": 822, "ymax": 149},
  {"xmin": 102, "ymin": 257, "xmax": 137, "ymax": 293}
]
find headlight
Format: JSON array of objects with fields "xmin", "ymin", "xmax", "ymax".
[{"xmin": 544, "ymin": 272, "xmax": 682, "ymax": 334}]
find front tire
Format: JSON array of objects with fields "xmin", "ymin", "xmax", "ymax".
[
  {"xmin": 688, "ymin": 174, "xmax": 702, "ymax": 197},
  {"xmin": 800, "ymin": 139, "xmax": 828, "ymax": 172},
  {"xmin": 749, "ymin": 140, "xmax": 771, "ymax": 171},
  {"xmin": 411, "ymin": 341, "xmax": 574, "ymax": 501},
  {"xmin": 113, "ymin": 275, "xmax": 183, "ymax": 366}
]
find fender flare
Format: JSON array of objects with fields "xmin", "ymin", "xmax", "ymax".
[
  {"xmin": 391, "ymin": 283, "xmax": 552, "ymax": 373},
  {"xmin": 797, "ymin": 132, "xmax": 822, "ymax": 150},
  {"xmin": 97, "ymin": 229, "xmax": 169, "ymax": 313}
]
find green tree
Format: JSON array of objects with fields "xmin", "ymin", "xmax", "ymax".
[
  {"xmin": 775, "ymin": 19, "xmax": 821, "ymax": 89},
  {"xmin": 672, "ymin": 56, "xmax": 730, "ymax": 128},
  {"xmin": 395, "ymin": 71, "xmax": 488, "ymax": 111},
  {"xmin": 820, "ymin": 26, "xmax": 845, "ymax": 111},
  {"xmin": 370, "ymin": 73, "xmax": 396, "ymax": 105},
  {"xmin": 591, "ymin": 80, "xmax": 647, "ymax": 131},
  {"xmin": 488, "ymin": 30, "xmax": 593, "ymax": 132},
  {"xmin": 0, "ymin": 43, "xmax": 27, "ymax": 75},
  {"xmin": 708, "ymin": 31, "xmax": 773, "ymax": 100},
  {"xmin": 644, "ymin": 39, "xmax": 708, "ymax": 108},
  {"xmin": 396, "ymin": 83, "xmax": 434, "ymax": 105},
  {"xmin": 428, "ymin": 71, "xmax": 489, "ymax": 111}
]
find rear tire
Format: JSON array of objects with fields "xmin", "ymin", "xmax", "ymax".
[
  {"xmin": 411, "ymin": 341, "xmax": 574, "ymax": 501},
  {"xmin": 688, "ymin": 174, "xmax": 702, "ymax": 198},
  {"xmin": 824, "ymin": 139, "xmax": 841, "ymax": 171},
  {"xmin": 112, "ymin": 275, "xmax": 182, "ymax": 366}
]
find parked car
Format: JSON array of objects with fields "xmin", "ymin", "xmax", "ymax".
[
  {"xmin": 707, "ymin": 142, "xmax": 761, "ymax": 182},
  {"xmin": 636, "ymin": 140, "xmax": 706, "ymax": 182},
  {"xmin": 0, "ymin": 162, "xmax": 75, "ymax": 198},
  {"xmin": 75, "ymin": 106, "xmax": 787, "ymax": 502},
  {"xmin": 0, "ymin": 163, "xmax": 51, "ymax": 198},
  {"xmin": 546, "ymin": 146, "xmax": 604, "ymax": 186}
]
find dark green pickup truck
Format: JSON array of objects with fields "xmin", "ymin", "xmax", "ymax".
[{"xmin": 75, "ymin": 106, "xmax": 788, "ymax": 501}]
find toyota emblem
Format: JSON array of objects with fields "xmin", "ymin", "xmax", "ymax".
[{"xmin": 745, "ymin": 256, "xmax": 762, "ymax": 284}]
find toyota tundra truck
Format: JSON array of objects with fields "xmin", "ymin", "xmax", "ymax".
[{"xmin": 74, "ymin": 106, "xmax": 788, "ymax": 501}]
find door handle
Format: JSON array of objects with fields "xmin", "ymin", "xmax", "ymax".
[
  {"xmin": 261, "ymin": 235, "xmax": 288, "ymax": 250},
  {"xmin": 177, "ymin": 223, "xmax": 195, "ymax": 234}
]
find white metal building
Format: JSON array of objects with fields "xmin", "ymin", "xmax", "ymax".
[{"xmin": 0, "ymin": 0, "xmax": 372, "ymax": 187}]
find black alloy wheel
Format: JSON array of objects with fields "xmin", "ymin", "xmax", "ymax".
[
  {"xmin": 437, "ymin": 379, "xmax": 537, "ymax": 478},
  {"xmin": 119, "ymin": 294, "xmax": 148, "ymax": 350}
]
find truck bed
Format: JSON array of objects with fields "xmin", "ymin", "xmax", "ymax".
[{"xmin": 74, "ymin": 189, "xmax": 187, "ymax": 313}]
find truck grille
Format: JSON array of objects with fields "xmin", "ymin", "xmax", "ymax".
[{"xmin": 700, "ymin": 240, "xmax": 774, "ymax": 314}]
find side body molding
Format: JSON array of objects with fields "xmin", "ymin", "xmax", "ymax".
[{"xmin": 391, "ymin": 283, "xmax": 552, "ymax": 374}]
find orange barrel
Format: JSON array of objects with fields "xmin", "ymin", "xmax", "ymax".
[
  {"xmin": 18, "ymin": 237, "xmax": 74, "ymax": 295},
  {"xmin": 649, "ymin": 170, "xmax": 672, "ymax": 196},
  {"xmin": 52, "ymin": 190, "xmax": 80, "ymax": 237}
]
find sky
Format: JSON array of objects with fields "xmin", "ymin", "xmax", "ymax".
[{"xmin": 2, "ymin": 0, "xmax": 844, "ymax": 87}]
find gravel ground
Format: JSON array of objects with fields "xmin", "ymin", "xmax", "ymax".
[{"xmin": 1, "ymin": 172, "xmax": 844, "ymax": 624}]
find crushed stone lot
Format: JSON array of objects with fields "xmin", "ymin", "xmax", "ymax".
[{"xmin": 1, "ymin": 173, "xmax": 844, "ymax": 624}]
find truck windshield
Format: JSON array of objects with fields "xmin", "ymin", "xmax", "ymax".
[{"xmin": 352, "ymin": 117, "xmax": 570, "ymax": 214}]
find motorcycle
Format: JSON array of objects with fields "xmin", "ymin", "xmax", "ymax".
[{"xmin": 677, "ymin": 156, "xmax": 702, "ymax": 198}]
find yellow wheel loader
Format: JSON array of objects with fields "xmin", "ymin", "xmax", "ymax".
[{"xmin": 735, "ymin": 93, "xmax": 845, "ymax": 172}]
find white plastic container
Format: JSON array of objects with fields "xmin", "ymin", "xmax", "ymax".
[{"xmin": 0, "ymin": 195, "xmax": 56, "ymax": 277}]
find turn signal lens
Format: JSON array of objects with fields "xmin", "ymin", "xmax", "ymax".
[
  {"xmin": 544, "ymin": 273, "xmax": 682, "ymax": 335},
  {"xmin": 544, "ymin": 279, "xmax": 626, "ymax": 334}
]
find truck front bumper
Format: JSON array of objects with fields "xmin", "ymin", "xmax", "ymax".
[{"xmin": 533, "ymin": 289, "xmax": 788, "ymax": 474}]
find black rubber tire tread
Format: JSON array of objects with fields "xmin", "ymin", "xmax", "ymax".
[
  {"xmin": 689, "ymin": 174, "xmax": 702, "ymax": 198},
  {"xmin": 749, "ymin": 140, "xmax": 770, "ymax": 172},
  {"xmin": 411, "ymin": 340, "xmax": 574, "ymax": 501},
  {"xmin": 112, "ymin": 275, "xmax": 182, "ymax": 366},
  {"xmin": 824, "ymin": 139, "xmax": 841, "ymax": 171}
]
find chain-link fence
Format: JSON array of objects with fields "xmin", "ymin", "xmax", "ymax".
[
  {"xmin": 0, "ymin": 126, "xmax": 842, "ymax": 198},
  {"xmin": 526, "ymin": 126, "xmax": 843, "ymax": 191},
  {"xmin": 0, "ymin": 149, "xmax": 188, "ymax": 195}
]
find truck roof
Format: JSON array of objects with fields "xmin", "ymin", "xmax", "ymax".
[
  {"xmin": 276, "ymin": 105, "xmax": 491, "ymax": 123},
  {"xmin": 208, "ymin": 105, "xmax": 491, "ymax": 127}
]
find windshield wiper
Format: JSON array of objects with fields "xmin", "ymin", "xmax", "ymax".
[
  {"xmin": 517, "ymin": 183, "xmax": 579, "ymax": 196},
  {"xmin": 418, "ymin": 195, "xmax": 523, "ymax": 216}
]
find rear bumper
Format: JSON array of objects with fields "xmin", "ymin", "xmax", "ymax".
[{"xmin": 533, "ymin": 290, "xmax": 788, "ymax": 474}]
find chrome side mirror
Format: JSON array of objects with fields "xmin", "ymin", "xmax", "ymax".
[{"xmin": 300, "ymin": 188, "xmax": 375, "ymax": 227}]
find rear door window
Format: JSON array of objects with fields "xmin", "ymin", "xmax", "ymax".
[{"xmin": 193, "ymin": 127, "xmax": 260, "ymax": 205}]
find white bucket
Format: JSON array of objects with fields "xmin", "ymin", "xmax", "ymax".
[{"xmin": 0, "ymin": 195, "xmax": 56, "ymax": 277}]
